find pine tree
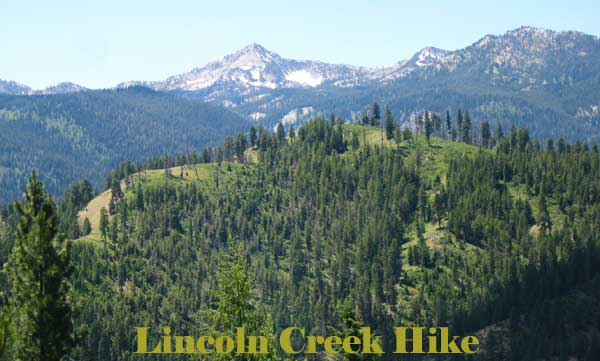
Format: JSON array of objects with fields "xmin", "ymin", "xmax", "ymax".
[
  {"xmin": 432, "ymin": 187, "xmax": 447, "ymax": 227},
  {"xmin": 480, "ymin": 121, "xmax": 491, "ymax": 147},
  {"xmin": 371, "ymin": 103, "xmax": 381, "ymax": 126},
  {"xmin": 403, "ymin": 128, "xmax": 412, "ymax": 146},
  {"xmin": 205, "ymin": 245, "xmax": 275, "ymax": 360},
  {"xmin": 538, "ymin": 194, "xmax": 552, "ymax": 233},
  {"xmin": 456, "ymin": 109, "xmax": 463, "ymax": 134},
  {"xmin": 445, "ymin": 111, "xmax": 451, "ymax": 139},
  {"xmin": 384, "ymin": 107, "xmax": 395, "ymax": 140},
  {"xmin": 394, "ymin": 128, "xmax": 402, "ymax": 148},
  {"xmin": 108, "ymin": 196, "xmax": 116, "ymax": 215},
  {"xmin": 431, "ymin": 113, "xmax": 441, "ymax": 136},
  {"xmin": 249, "ymin": 126, "xmax": 257, "ymax": 147},
  {"xmin": 424, "ymin": 112, "xmax": 433, "ymax": 146},
  {"xmin": 276, "ymin": 122, "xmax": 286, "ymax": 141},
  {"xmin": 461, "ymin": 111, "xmax": 472, "ymax": 144},
  {"xmin": 110, "ymin": 177, "xmax": 123, "ymax": 201},
  {"xmin": 331, "ymin": 299, "xmax": 363, "ymax": 361},
  {"xmin": 81, "ymin": 217, "xmax": 92, "ymax": 236},
  {"xmin": 495, "ymin": 123, "xmax": 504, "ymax": 142},
  {"xmin": 99, "ymin": 207, "xmax": 109, "ymax": 256},
  {"xmin": 332, "ymin": 126, "xmax": 347, "ymax": 154},
  {"xmin": 5, "ymin": 173, "xmax": 74, "ymax": 361},
  {"xmin": 351, "ymin": 132, "xmax": 360, "ymax": 150}
]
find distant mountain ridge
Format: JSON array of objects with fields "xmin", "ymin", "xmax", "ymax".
[
  {"xmin": 116, "ymin": 26, "xmax": 599, "ymax": 91},
  {"xmin": 116, "ymin": 43, "xmax": 381, "ymax": 91},
  {"xmin": 121, "ymin": 26, "xmax": 600, "ymax": 142},
  {"xmin": 6, "ymin": 26, "xmax": 597, "ymax": 95},
  {"xmin": 0, "ymin": 80, "xmax": 88, "ymax": 95},
  {"xmin": 3, "ymin": 26, "xmax": 600, "ymax": 142}
]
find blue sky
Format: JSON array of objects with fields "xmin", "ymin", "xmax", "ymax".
[{"xmin": 2, "ymin": 0, "xmax": 599, "ymax": 89}]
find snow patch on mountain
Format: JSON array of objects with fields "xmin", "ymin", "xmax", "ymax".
[{"xmin": 285, "ymin": 70, "xmax": 323, "ymax": 87}]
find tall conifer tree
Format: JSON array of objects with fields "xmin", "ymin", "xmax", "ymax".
[
  {"xmin": 6, "ymin": 173, "xmax": 73, "ymax": 361},
  {"xmin": 384, "ymin": 107, "xmax": 395, "ymax": 140}
]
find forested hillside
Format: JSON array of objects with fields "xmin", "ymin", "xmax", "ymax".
[
  {"xmin": 0, "ymin": 87, "xmax": 247, "ymax": 202},
  {"xmin": 1, "ymin": 114, "xmax": 600, "ymax": 360}
]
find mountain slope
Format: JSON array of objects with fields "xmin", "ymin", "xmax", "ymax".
[
  {"xmin": 22, "ymin": 119, "xmax": 600, "ymax": 361},
  {"xmin": 0, "ymin": 87, "xmax": 247, "ymax": 202}
]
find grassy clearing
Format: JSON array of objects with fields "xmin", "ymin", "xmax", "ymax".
[{"xmin": 342, "ymin": 124, "xmax": 484, "ymax": 186}]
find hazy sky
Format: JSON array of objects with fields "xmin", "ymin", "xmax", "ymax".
[{"xmin": 2, "ymin": 0, "xmax": 599, "ymax": 89}]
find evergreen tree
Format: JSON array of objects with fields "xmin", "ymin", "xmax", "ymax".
[
  {"xmin": 494, "ymin": 123, "xmax": 504, "ymax": 147},
  {"xmin": 557, "ymin": 138, "xmax": 566, "ymax": 153},
  {"xmin": 5, "ymin": 173, "xmax": 74, "ymax": 361},
  {"xmin": 445, "ymin": 111, "xmax": 451, "ymax": 139},
  {"xmin": 108, "ymin": 197, "xmax": 116, "ymax": 215},
  {"xmin": 538, "ymin": 194, "xmax": 552, "ymax": 233},
  {"xmin": 99, "ymin": 207, "xmax": 109, "ymax": 256},
  {"xmin": 384, "ymin": 107, "xmax": 395, "ymax": 140},
  {"xmin": 332, "ymin": 126, "xmax": 347, "ymax": 153},
  {"xmin": 205, "ymin": 245, "xmax": 275, "ymax": 360},
  {"xmin": 110, "ymin": 178, "xmax": 123, "ymax": 201},
  {"xmin": 403, "ymin": 128, "xmax": 412, "ymax": 146},
  {"xmin": 393, "ymin": 128, "xmax": 402, "ymax": 148},
  {"xmin": 351, "ymin": 132, "xmax": 360, "ymax": 150},
  {"xmin": 480, "ymin": 121, "xmax": 491, "ymax": 147},
  {"xmin": 456, "ymin": 109, "xmax": 463, "ymax": 134},
  {"xmin": 517, "ymin": 128, "xmax": 530, "ymax": 152},
  {"xmin": 249, "ymin": 126, "xmax": 257, "ymax": 147},
  {"xmin": 461, "ymin": 111, "xmax": 472, "ymax": 144},
  {"xmin": 331, "ymin": 299, "xmax": 363, "ymax": 361},
  {"xmin": 371, "ymin": 103, "xmax": 381, "ymax": 126},
  {"xmin": 276, "ymin": 122, "xmax": 286, "ymax": 141},
  {"xmin": 81, "ymin": 217, "xmax": 92, "ymax": 236},
  {"xmin": 432, "ymin": 187, "xmax": 447, "ymax": 227},
  {"xmin": 432, "ymin": 113, "xmax": 442, "ymax": 135},
  {"xmin": 424, "ymin": 112, "xmax": 433, "ymax": 146}
]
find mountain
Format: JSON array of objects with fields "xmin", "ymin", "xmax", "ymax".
[
  {"xmin": 118, "ymin": 44, "xmax": 456, "ymax": 93},
  {"xmin": 0, "ymin": 79, "xmax": 87, "ymax": 95},
  {"xmin": 33, "ymin": 82, "xmax": 88, "ymax": 95},
  {"xmin": 0, "ymin": 87, "xmax": 247, "ymax": 202},
  {"xmin": 4, "ymin": 26, "xmax": 600, "ymax": 142},
  {"xmin": 0, "ymin": 79, "xmax": 31, "ymax": 95},
  {"xmin": 118, "ymin": 43, "xmax": 378, "ymax": 92},
  {"xmin": 114, "ymin": 27, "xmax": 600, "ymax": 142}
]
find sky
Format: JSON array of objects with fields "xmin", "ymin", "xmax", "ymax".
[{"xmin": 1, "ymin": 0, "xmax": 599, "ymax": 89}]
